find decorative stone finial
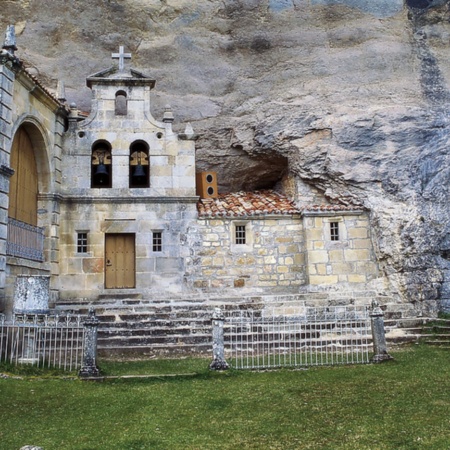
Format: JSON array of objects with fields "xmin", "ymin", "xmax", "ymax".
[
  {"xmin": 57, "ymin": 80, "xmax": 66, "ymax": 103},
  {"xmin": 111, "ymin": 45, "xmax": 131, "ymax": 72},
  {"xmin": 163, "ymin": 105, "xmax": 174, "ymax": 123},
  {"xmin": 3, "ymin": 25, "xmax": 17, "ymax": 54},
  {"xmin": 184, "ymin": 122, "xmax": 194, "ymax": 136}
]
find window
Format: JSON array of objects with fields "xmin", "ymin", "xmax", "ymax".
[
  {"xmin": 115, "ymin": 90, "xmax": 127, "ymax": 115},
  {"xmin": 77, "ymin": 232, "xmax": 88, "ymax": 253},
  {"xmin": 91, "ymin": 141, "xmax": 112, "ymax": 188},
  {"xmin": 235, "ymin": 225, "xmax": 246, "ymax": 245},
  {"xmin": 330, "ymin": 222, "xmax": 339, "ymax": 241},
  {"xmin": 152, "ymin": 231, "xmax": 162, "ymax": 252},
  {"xmin": 129, "ymin": 141, "xmax": 149, "ymax": 188}
]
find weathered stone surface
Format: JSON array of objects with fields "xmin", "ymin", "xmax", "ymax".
[{"xmin": 2, "ymin": 1, "xmax": 450, "ymax": 311}]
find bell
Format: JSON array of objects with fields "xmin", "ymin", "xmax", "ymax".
[
  {"xmin": 94, "ymin": 163, "xmax": 109, "ymax": 185},
  {"xmin": 132, "ymin": 162, "xmax": 146, "ymax": 184}
]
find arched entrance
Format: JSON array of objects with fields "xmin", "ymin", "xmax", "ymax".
[
  {"xmin": 7, "ymin": 124, "xmax": 45, "ymax": 261},
  {"xmin": 8, "ymin": 127, "xmax": 38, "ymax": 225}
]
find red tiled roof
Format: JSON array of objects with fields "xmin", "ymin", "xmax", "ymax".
[
  {"xmin": 197, "ymin": 190, "xmax": 299, "ymax": 217},
  {"xmin": 197, "ymin": 190, "xmax": 363, "ymax": 218}
]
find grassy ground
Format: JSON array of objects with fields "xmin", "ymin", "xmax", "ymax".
[{"xmin": 0, "ymin": 345, "xmax": 449, "ymax": 450}]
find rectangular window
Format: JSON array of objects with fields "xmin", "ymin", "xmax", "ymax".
[
  {"xmin": 152, "ymin": 231, "xmax": 162, "ymax": 252},
  {"xmin": 330, "ymin": 222, "xmax": 339, "ymax": 241},
  {"xmin": 235, "ymin": 225, "xmax": 246, "ymax": 245},
  {"xmin": 77, "ymin": 232, "xmax": 88, "ymax": 253}
]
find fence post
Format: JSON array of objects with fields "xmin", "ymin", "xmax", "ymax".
[
  {"xmin": 79, "ymin": 308, "xmax": 100, "ymax": 377},
  {"xmin": 209, "ymin": 307, "xmax": 229, "ymax": 371},
  {"xmin": 370, "ymin": 300, "xmax": 393, "ymax": 363}
]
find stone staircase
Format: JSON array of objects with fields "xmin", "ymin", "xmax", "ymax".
[
  {"xmin": 53, "ymin": 291, "xmax": 423, "ymax": 357},
  {"xmin": 418, "ymin": 317, "xmax": 450, "ymax": 348}
]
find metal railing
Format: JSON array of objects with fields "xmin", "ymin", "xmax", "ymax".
[
  {"xmin": 6, "ymin": 217, "xmax": 45, "ymax": 261},
  {"xmin": 0, "ymin": 313, "xmax": 86, "ymax": 371},
  {"xmin": 223, "ymin": 306, "xmax": 371, "ymax": 369}
]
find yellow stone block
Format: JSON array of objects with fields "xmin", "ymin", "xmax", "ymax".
[
  {"xmin": 331, "ymin": 262, "xmax": 355, "ymax": 274},
  {"xmin": 352, "ymin": 239, "xmax": 372, "ymax": 249},
  {"xmin": 308, "ymin": 250, "xmax": 329, "ymax": 263},
  {"xmin": 347, "ymin": 228, "xmax": 368, "ymax": 239},
  {"xmin": 294, "ymin": 253, "xmax": 305, "ymax": 265},
  {"xmin": 309, "ymin": 275, "xmax": 338, "ymax": 285},
  {"xmin": 277, "ymin": 266, "xmax": 289, "ymax": 273},
  {"xmin": 285, "ymin": 257, "xmax": 294, "ymax": 265},
  {"xmin": 264, "ymin": 256, "xmax": 277, "ymax": 264},
  {"xmin": 316, "ymin": 264, "xmax": 327, "ymax": 275},
  {"xmin": 329, "ymin": 250, "xmax": 344, "ymax": 261},
  {"xmin": 314, "ymin": 217, "xmax": 324, "ymax": 227},
  {"xmin": 313, "ymin": 241, "xmax": 324, "ymax": 250},
  {"xmin": 276, "ymin": 237, "xmax": 293, "ymax": 243},
  {"xmin": 348, "ymin": 274, "xmax": 367, "ymax": 283},
  {"xmin": 344, "ymin": 249, "xmax": 371, "ymax": 261},
  {"xmin": 305, "ymin": 228, "xmax": 323, "ymax": 241}
]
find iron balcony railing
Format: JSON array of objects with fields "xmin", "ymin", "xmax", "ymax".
[{"xmin": 7, "ymin": 217, "xmax": 45, "ymax": 261}]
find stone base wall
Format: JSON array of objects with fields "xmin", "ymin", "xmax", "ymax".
[
  {"xmin": 58, "ymin": 199, "xmax": 198, "ymax": 300},
  {"xmin": 189, "ymin": 216, "xmax": 306, "ymax": 293},
  {"xmin": 304, "ymin": 212, "xmax": 379, "ymax": 286}
]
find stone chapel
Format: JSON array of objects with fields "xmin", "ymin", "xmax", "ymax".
[{"xmin": 0, "ymin": 26, "xmax": 380, "ymax": 318}]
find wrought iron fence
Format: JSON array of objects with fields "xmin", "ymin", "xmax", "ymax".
[
  {"xmin": 7, "ymin": 217, "xmax": 45, "ymax": 261},
  {"xmin": 224, "ymin": 306, "xmax": 371, "ymax": 369},
  {"xmin": 0, "ymin": 313, "xmax": 86, "ymax": 371}
]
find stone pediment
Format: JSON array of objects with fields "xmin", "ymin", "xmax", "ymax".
[{"xmin": 86, "ymin": 66, "xmax": 155, "ymax": 88}]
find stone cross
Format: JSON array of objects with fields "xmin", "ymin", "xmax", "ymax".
[{"xmin": 112, "ymin": 45, "xmax": 131, "ymax": 71}]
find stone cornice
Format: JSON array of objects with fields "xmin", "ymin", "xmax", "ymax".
[
  {"xmin": 61, "ymin": 195, "xmax": 199, "ymax": 204},
  {"xmin": 301, "ymin": 210, "xmax": 365, "ymax": 217}
]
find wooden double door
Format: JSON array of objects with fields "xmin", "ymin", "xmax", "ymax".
[{"xmin": 105, "ymin": 234, "xmax": 135, "ymax": 289}]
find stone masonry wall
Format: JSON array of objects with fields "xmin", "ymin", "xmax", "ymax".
[
  {"xmin": 304, "ymin": 212, "xmax": 379, "ymax": 287},
  {"xmin": 191, "ymin": 215, "xmax": 306, "ymax": 293}
]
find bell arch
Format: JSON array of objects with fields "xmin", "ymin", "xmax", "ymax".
[
  {"xmin": 91, "ymin": 140, "xmax": 112, "ymax": 188},
  {"xmin": 129, "ymin": 140, "xmax": 149, "ymax": 188}
]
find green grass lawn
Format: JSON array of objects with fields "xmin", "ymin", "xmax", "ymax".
[{"xmin": 0, "ymin": 345, "xmax": 449, "ymax": 450}]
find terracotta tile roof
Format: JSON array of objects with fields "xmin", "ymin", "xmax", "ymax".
[
  {"xmin": 198, "ymin": 190, "xmax": 299, "ymax": 217},
  {"xmin": 301, "ymin": 204, "xmax": 363, "ymax": 213},
  {"xmin": 197, "ymin": 190, "xmax": 363, "ymax": 218}
]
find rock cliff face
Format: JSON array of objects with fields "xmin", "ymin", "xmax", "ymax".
[{"xmin": 2, "ymin": 0, "xmax": 450, "ymax": 312}]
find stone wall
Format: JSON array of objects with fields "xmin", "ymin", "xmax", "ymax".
[
  {"xmin": 190, "ymin": 215, "xmax": 306, "ymax": 293},
  {"xmin": 304, "ymin": 212, "xmax": 379, "ymax": 287},
  {"xmin": 0, "ymin": 55, "xmax": 65, "ymax": 313}
]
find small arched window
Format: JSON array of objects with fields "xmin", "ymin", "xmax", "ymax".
[
  {"xmin": 91, "ymin": 141, "xmax": 112, "ymax": 188},
  {"xmin": 115, "ymin": 90, "xmax": 127, "ymax": 116},
  {"xmin": 129, "ymin": 141, "xmax": 149, "ymax": 188}
]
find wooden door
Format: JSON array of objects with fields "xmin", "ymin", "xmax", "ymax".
[
  {"xmin": 8, "ymin": 128, "xmax": 38, "ymax": 225},
  {"xmin": 105, "ymin": 234, "xmax": 135, "ymax": 289}
]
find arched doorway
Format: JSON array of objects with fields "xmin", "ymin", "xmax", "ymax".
[
  {"xmin": 7, "ymin": 125, "xmax": 44, "ymax": 261},
  {"xmin": 8, "ymin": 127, "xmax": 38, "ymax": 225}
]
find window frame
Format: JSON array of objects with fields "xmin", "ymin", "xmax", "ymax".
[
  {"xmin": 76, "ymin": 231, "xmax": 88, "ymax": 254},
  {"xmin": 330, "ymin": 221, "xmax": 340, "ymax": 241},
  {"xmin": 152, "ymin": 230, "xmax": 163, "ymax": 253}
]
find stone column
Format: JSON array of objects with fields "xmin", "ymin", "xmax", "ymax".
[
  {"xmin": 79, "ymin": 308, "xmax": 100, "ymax": 377},
  {"xmin": 370, "ymin": 300, "xmax": 393, "ymax": 363},
  {"xmin": 209, "ymin": 307, "xmax": 229, "ymax": 371}
]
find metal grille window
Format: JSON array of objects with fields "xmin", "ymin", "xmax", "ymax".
[
  {"xmin": 77, "ymin": 232, "xmax": 88, "ymax": 253},
  {"xmin": 153, "ymin": 231, "xmax": 162, "ymax": 252},
  {"xmin": 330, "ymin": 222, "xmax": 339, "ymax": 241},
  {"xmin": 235, "ymin": 225, "xmax": 246, "ymax": 245}
]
